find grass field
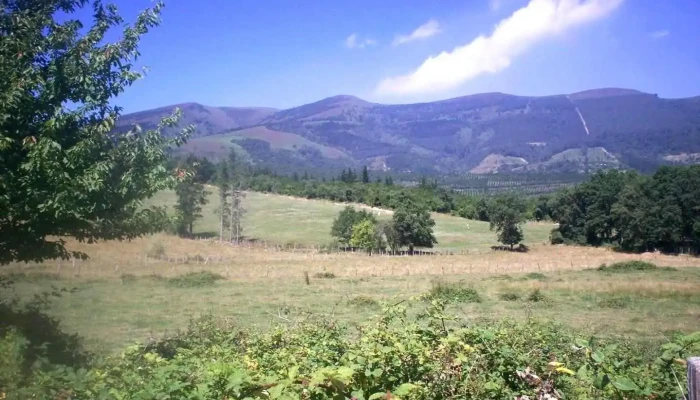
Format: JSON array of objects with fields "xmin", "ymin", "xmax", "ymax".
[
  {"xmin": 3, "ymin": 192, "xmax": 700, "ymax": 356},
  {"xmin": 4, "ymin": 232, "xmax": 700, "ymax": 354},
  {"xmin": 148, "ymin": 189, "xmax": 553, "ymax": 251}
]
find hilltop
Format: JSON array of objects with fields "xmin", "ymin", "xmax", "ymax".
[{"xmin": 117, "ymin": 89, "xmax": 700, "ymax": 174}]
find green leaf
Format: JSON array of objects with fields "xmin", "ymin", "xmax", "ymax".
[
  {"xmin": 393, "ymin": 383, "xmax": 418, "ymax": 396},
  {"xmin": 371, "ymin": 368, "xmax": 383, "ymax": 378},
  {"xmin": 574, "ymin": 338, "xmax": 589, "ymax": 347},
  {"xmin": 593, "ymin": 374, "xmax": 610, "ymax": 390},
  {"xmin": 369, "ymin": 393, "xmax": 385, "ymax": 400},
  {"xmin": 612, "ymin": 377, "xmax": 640, "ymax": 392},
  {"xmin": 591, "ymin": 350, "xmax": 604, "ymax": 364}
]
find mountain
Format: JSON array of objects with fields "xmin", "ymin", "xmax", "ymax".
[
  {"xmin": 117, "ymin": 89, "xmax": 700, "ymax": 174},
  {"xmin": 117, "ymin": 103, "xmax": 278, "ymax": 136}
]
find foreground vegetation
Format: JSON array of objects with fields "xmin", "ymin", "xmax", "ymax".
[{"xmin": 3, "ymin": 281, "xmax": 699, "ymax": 399}]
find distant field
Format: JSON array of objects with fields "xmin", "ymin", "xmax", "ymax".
[
  {"xmin": 176, "ymin": 126, "xmax": 348, "ymax": 161},
  {"xmin": 148, "ymin": 189, "xmax": 553, "ymax": 251}
]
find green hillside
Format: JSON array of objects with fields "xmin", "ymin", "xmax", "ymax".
[{"xmin": 149, "ymin": 189, "xmax": 552, "ymax": 251}]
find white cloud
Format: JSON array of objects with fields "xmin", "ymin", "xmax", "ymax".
[
  {"xmin": 649, "ymin": 29, "xmax": 669, "ymax": 39},
  {"xmin": 393, "ymin": 19, "xmax": 442, "ymax": 46},
  {"xmin": 345, "ymin": 33, "xmax": 377, "ymax": 49},
  {"xmin": 376, "ymin": 0, "xmax": 624, "ymax": 96}
]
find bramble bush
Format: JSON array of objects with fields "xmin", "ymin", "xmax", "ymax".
[{"xmin": 2, "ymin": 297, "xmax": 699, "ymax": 399}]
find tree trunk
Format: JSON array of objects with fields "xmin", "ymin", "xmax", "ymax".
[{"xmin": 409, "ymin": 244, "xmax": 414, "ymax": 255}]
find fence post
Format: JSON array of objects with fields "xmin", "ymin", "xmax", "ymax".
[{"xmin": 690, "ymin": 357, "xmax": 700, "ymax": 400}]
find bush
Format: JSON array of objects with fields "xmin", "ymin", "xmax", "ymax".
[
  {"xmin": 597, "ymin": 261, "xmax": 664, "ymax": 273},
  {"xmin": 314, "ymin": 271, "xmax": 336, "ymax": 279},
  {"xmin": 7, "ymin": 300, "xmax": 700, "ymax": 399},
  {"xmin": 598, "ymin": 296, "xmax": 631, "ymax": 309},
  {"xmin": 168, "ymin": 272, "xmax": 224, "ymax": 288},
  {"xmin": 147, "ymin": 241, "xmax": 167, "ymax": 258},
  {"xmin": 527, "ymin": 288, "xmax": 548, "ymax": 302},
  {"xmin": 499, "ymin": 292, "xmax": 521, "ymax": 301},
  {"xmin": 120, "ymin": 273, "xmax": 137, "ymax": 284},
  {"xmin": 426, "ymin": 281, "xmax": 481, "ymax": 303},
  {"xmin": 522, "ymin": 272, "xmax": 547, "ymax": 281},
  {"xmin": 347, "ymin": 296, "xmax": 379, "ymax": 308},
  {"xmin": 550, "ymin": 228, "xmax": 565, "ymax": 244}
]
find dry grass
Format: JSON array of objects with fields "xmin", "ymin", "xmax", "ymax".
[
  {"xmin": 7, "ymin": 234, "xmax": 697, "ymax": 281},
  {"xmin": 4, "ymin": 234, "xmax": 700, "ymax": 354}
]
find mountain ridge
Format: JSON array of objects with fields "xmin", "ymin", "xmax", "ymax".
[{"xmin": 117, "ymin": 88, "xmax": 700, "ymax": 174}]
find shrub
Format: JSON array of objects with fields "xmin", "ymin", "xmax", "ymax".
[
  {"xmin": 499, "ymin": 292, "xmax": 521, "ymax": 301},
  {"xmin": 314, "ymin": 271, "xmax": 336, "ymax": 279},
  {"xmin": 597, "ymin": 261, "xmax": 665, "ymax": 273},
  {"xmin": 522, "ymin": 272, "xmax": 547, "ymax": 281},
  {"xmin": 347, "ymin": 296, "xmax": 379, "ymax": 308},
  {"xmin": 168, "ymin": 272, "xmax": 224, "ymax": 288},
  {"xmin": 598, "ymin": 296, "xmax": 631, "ymax": 309},
  {"xmin": 187, "ymin": 254, "xmax": 206, "ymax": 263},
  {"xmin": 147, "ymin": 241, "xmax": 167, "ymax": 258},
  {"xmin": 527, "ymin": 288, "xmax": 548, "ymax": 302},
  {"xmin": 120, "ymin": 273, "xmax": 137, "ymax": 284},
  {"xmin": 426, "ymin": 281, "xmax": 481, "ymax": 303},
  {"xmin": 4, "ymin": 299, "xmax": 700, "ymax": 399},
  {"xmin": 550, "ymin": 228, "xmax": 565, "ymax": 244},
  {"xmin": 485, "ymin": 274, "xmax": 513, "ymax": 281}
]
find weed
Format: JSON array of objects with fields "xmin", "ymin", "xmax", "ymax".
[
  {"xmin": 147, "ymin": 241, "xmax": 166, "ymax": 258},
  {"xmin": 347, "ymin": 296, "xmax": 379, "ymax": 308},
  {"xmin": 597, "ymin": 261, "xmax": 667, "ymax": 273},
  {"xmin": 427, "ymin": 281, "xmax": 481, "ymax": 303},
  {"xmin": 499, "ymin": 292, "xmax": 521, "ymax": 301},
  {"xmin": 168, "ymin": 272, "xmax": 224, "ymax": 288},
  {"xmin": 485, "ymin": 274, "xmax": 513, "ymax": 281},
  {"xmin": 188, "ymin": 254, "xmax": 206, "ymax": 263},
  {"xmin": 3, "ymin": 272, "xmax": 58, "ymax": 282},
  {"xmin": 314, "ymin": 271, "xmax": 336, "ymax": 279},
  {"xmin": 527, "ymin": 289, "xmax": 547, "ymax": 303},
  {"xmin": 522, "ymin": 272, "xmax": 547, "ymax": 281},
  {"xmin": 120, "ymin": 273, "xmax": 137, "ymax": 284},
  {"xmin": 597, "ymin": 296, "xmax": 631, "ymax": 309}
]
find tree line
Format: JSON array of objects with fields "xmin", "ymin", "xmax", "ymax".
[{"xmin": 542, "ymin": 166, "xmax": 700, "ymax": 254}]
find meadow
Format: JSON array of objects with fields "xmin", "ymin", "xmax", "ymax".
[
  {"xmin": 149, "ymin": 189, "xmax": 553, "ymax": 251},
  {"xmin": 4, "ymin": 191, "xmax": 700, "ymax": 355}
]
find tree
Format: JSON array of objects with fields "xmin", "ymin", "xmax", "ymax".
[
  {"xmin": 216, "ymin": 160, "xmax": 231, "ymax": 241},
  {"xmin": 533, "ymin": 195, "xmax": 550, "ymax": 222},
  {"xmin": 331, "ymin": 206, "xmax": 377, "ymax": 245},
  {"xmin": 227, "ymin": 150, "xmax": 245, "ymax": 243},
  {"xmin": 175, "ymin": 173, "xmax": 209, "ymax": 238},
  {"xmin": 489, "ymin": 194, "xmax": 526, "ymax": 249},
  {"xmin": 350, "ymin": 219, "xmax": 378, "ymax": 255},
  {"xmin": 385, "ymin": 176, "xmax": 394, "ymax": 186},
  {"xmin": 362, "ymin": 166, "xmax": 370, "ymax": 184},
  {"xmin": 381, "ymin": 221, "xmax": 401, "ymax": 254},
  {"xmin": 392, "ymin": 201, "xmax": 437, "ymax": 254},
  {"xmin": 0, "ymin": 0, "xmax": 192, "ymax": 264}
]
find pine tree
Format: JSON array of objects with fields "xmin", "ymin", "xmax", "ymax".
[
  {"xmin": 362, "ymin": 166, "xmax": 370, "ymax": 184},
  {"xmin": 175, "ymin": 176, "xmax": 209, "ymax": 238}
]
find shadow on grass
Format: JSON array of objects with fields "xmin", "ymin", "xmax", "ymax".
[{"xmin": 0, "ymin": 285, "xmax": 91, "ymax": 377}]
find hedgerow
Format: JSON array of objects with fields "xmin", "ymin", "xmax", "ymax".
[{"xmin": 2, "ymin": 298, "xmax": 699, "ymax": 399}]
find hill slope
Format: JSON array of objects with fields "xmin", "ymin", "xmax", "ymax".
[
  {"xmin": 148, "ymin": 189, "xmax": 552, "ymax": 251},
  {"xmin": 119, "ymin": 89, "xmax": 700, "ymax": 174}
]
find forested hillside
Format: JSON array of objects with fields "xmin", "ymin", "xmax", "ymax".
[{"xmin": 119, "ymin": 89, "xmax": 700, "ymax": 175}]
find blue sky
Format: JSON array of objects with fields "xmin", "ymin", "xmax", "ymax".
[{"xmin": 103, "ymin": 0, "xmax": 700, "ymax": 112}]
